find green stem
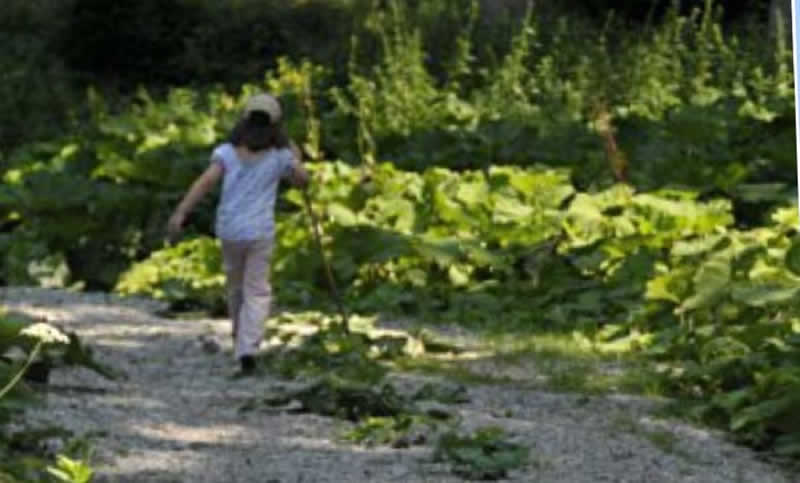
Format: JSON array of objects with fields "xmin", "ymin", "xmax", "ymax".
[{"xmin": 0, "ymin": 341, "xmax": 42, "ymax": 400}]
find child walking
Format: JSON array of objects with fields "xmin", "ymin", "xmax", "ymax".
[{"xmin": 167, "ymin": 93, "xmax": 309, "ymax": 375}]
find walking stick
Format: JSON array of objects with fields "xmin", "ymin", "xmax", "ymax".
[{"xmin": 300, "ymin": 186, "xmax": 350, "ymax": 334}]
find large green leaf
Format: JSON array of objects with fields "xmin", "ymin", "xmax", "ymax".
[
  {"xmin": 455, "ymin": 179, "xmax": 488, "ymax": 206},
  {"xmin": 492, "ymin": 195, "xmax": 533, "ymax": 223},
  {"xmin": 414, "ymin": 237, "xmax": 464, "ymax": 266},
  {"xmin": 677, "ymin": 251, "xmax": 731, "ymax": 313},
  {"xmin": 672, "ymin": 234, "xmax": 726, "ymax": 258},
  {"xmin": 327, "ymin": 202, "xmax": 359, "ymax": 226},
  {"xmin": 645, "ymin": 273, "xmax": 682, "ymax": 303},
  {"xmin": 730, "ymin": 284, "xmax": 800, "ymax": 307}
]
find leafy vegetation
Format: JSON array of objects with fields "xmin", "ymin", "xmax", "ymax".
[
  {"xmin": 257, "ymin": 311, "xmax": 416, "ymax": 383},
  {"xmin": 0, "ymin": 311, "xmax": 105, "ymax": 482},
  {"xmin": 4, "ymin": 1, "xmax": 794, "ymax": 287},
  {"xmin": 433, "ymin": 426, "xmax": 530, "ymax": 480},
  {"xmin": 328, "ymin": 0, "xmax": 795, "ymax": 195},
  {"xmin": 119, "ymin": 163, "xmax": 800, "ymax": 459},
  {"xmin": 116, "ymin": 237, "xmax": 226, "ymax": 314},
  {"xmin": 117, "ymin": 160, "xmax": 575, "ymax": 319},
  {"xmin": 239, "ymin": 310, "xmax": 534, "ymax": 479},
  {"xmin": 3, "ymin": 0, "xmax": 799, "ymax": 468},
  {"xmin": 45, "ymin": 453, "xmax": 94, "ymax": 483}
]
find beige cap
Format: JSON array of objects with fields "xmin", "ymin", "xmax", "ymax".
[{"xmin": 243, "ymin": 93, "xmax": 282, "ymax": 123}]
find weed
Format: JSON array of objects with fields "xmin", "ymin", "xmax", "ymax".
[{"xmin": 433, "ymin": 426, "xmax": 530, "ymax": 480}]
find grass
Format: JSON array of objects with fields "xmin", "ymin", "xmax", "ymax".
[
  {"xmin": 392, "ymin": 357, "xmax": 517, "ymax": 387},
  {"xmin": 608, "ymin": 411, "xmax": 706, "ymax": 465},
  {"xmin": 393, "ymin": 326, "xmax": 672, "ymax": 399}
]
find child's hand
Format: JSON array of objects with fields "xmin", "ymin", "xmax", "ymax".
[{"xmin": 164, "ymin": 162, "xmax": 221, "ymax": 243}]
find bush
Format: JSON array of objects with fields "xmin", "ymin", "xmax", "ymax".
[
  {"xmin": 0, "ymin": 87, "xmax": 231, "ymax": 289},
  {"xmin": 0, "ymin": 57, "xmax": 335, "ymax": 290},
  {"xmin": 1, "ymin": 310, "xmax": 112, "ymax": 481},
  {"xmin": 116, "ymin": 237, "xmax": 227, "ymax": 313},
  {"xmin": 323, "ymin": 0, "xmax": 793, "ymax": 199},
  {"xmin": 113, "ymin": 160, "xmax": 574, "ymax": 316},
  {"xmin": 3, "ymin": 0, "xmax": 795, "ymax": 293}
]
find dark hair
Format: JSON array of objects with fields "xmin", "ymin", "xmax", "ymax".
[{"xmin": 229, "ymin": 111, "xmax": 289, "ymax": 151}]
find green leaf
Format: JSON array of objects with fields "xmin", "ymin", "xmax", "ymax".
[
  {"xmin": 784, "ymin": 235, "xmax": 800, "ymax": 276},
  {"xmin": 713, "ymin": 388, "xmax": 752, "ymax": 412},
  {"xmin": 414, "ymin": 238, "xmax": 463, "ymax": 266},
  {"xmin": 672, "ymin": 234, "xmax": 725, "ymax": 257},
  {"xmin": 677, "ymin": 252, "xmax": 731, "ymax": 313},
  {"xmin": 448, "ymin": 265, "xmax": 470, "ymax": 287},
  {"xmin": 492, "ymin": 195, "xmax": 533, "ymax": 223},
  {"xmin": 730, "ymin": 284, "xmax": 800, "ymax": 307},
  {"xmin": 327, "ymin": 203, "xmax": 358, "ymax": 226},
  {"xmin": 455, "ymin": 180, "xmax": 488, "ymax": 206},
  {"xmin": 731, "ymin": 395, "xmax": 796, "ymax": 432},
  {"xmin": 646, "ymin": 274, "xmax": 681, "ymax": 303}
]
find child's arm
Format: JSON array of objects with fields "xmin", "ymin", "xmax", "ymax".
[
  {"xmin": 288, "ymin": 141, "xmax": 310, "ymax": 188},
  {"xmin": 167, "ymin": 162, "xmax": 223, "ymax": 238}
]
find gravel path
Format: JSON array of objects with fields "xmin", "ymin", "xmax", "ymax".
[{"xmin": 2, "ymin": 287, "xmax": 793, "ymax": 483}]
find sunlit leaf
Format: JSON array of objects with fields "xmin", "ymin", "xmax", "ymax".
[
  {"xmin": 784, "ymin": 235, "xmax": 800, "ymax": 276},
  {"xmin": 730, "ymin": 284, "xmax": 800, "ymax": 307}
]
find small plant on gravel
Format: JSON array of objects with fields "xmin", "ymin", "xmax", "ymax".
[
  {"xmin": 256, "ymin": 311, "xmax": 462, "ymax": 383},
  {"xmin": 1, "ymin": 310, "xmax": 122, "ymax": 384},
  {"xmin": 341, "ymin": 382, "xmax": 471, "ymax": 448},
  {"xmin": 257, "ymin": 375, "xmax": 411, "ymax": 421},
  {"xmin": 433, "ymin": 426, "xmax": 530, "ymax": 480},
  {"xmin": 343, "ymin": 414, "xmax": 435, "ymax": 448},
  {"xmin": 343, "ymin": 415, "xmax": 416, "ymax": 446},
  {"xmin": 242, "ymin": 311, "xmax": 479, "ymax": 449},
  {"xmin": 258, "ymin": 314, "xmax": 391, "ymax": 384},
  {"xmin": 0, "ymin": 310, "xmax": 100, "ymax": 482},
  {"xmin": 46, "ymin": 452, "xmax": 95, "ymax": 483}
]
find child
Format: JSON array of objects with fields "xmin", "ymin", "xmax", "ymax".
[{"xmin": 167, "ymin": 93, "xmax": 309, "ymax": 375}]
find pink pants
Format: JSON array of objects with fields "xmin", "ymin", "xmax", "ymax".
[{"xmin": 221, "ymin": 238, "xmax": 273, "ymax": 360}]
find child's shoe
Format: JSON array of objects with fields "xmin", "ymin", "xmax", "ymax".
[{"xmin": 239, "ymin": 355, "xmax": 256, "ymax": 375}]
